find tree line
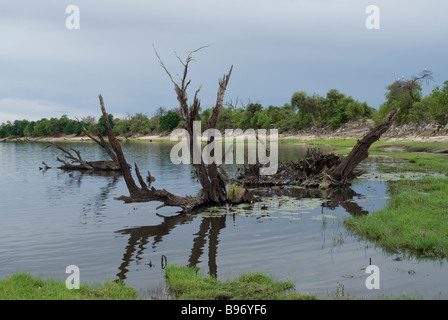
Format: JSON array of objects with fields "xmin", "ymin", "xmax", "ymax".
[
  {"xmin": 376, "ymin": 70, "xmax": 448, "ymax": 125},
  {"xmin": 1, "ymin": 73, "xmax": 447, "ymax": 139}
]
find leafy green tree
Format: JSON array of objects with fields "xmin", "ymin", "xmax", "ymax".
[
  {"xmin": 376, "ymin": 70, "xmax": 433, "ymax": 124},
  {"xmin": 97, "ymin": 113, "xmax": 114, "ymax": 135},
  {"xmin": 159, "ymin": 110, "xmax": 181, "ymax": 131},
  {"xmin": 58, "ymin": 115, "xmax": 70, "ymax": 132},
  {"xmin": 255, "ymin": 109, "xmax": 271, "ymax": 129},
  {"xmin": 427, "ymin": 80, "xmax": 448, "ymax": 124},
  {"xmin": 23, "ymin": 121, "xmax": 36, "ymax": 137},
  {"xmin": 33, "ymin": 119, "xmax": 49, "ymax": 136},
  {"xmin": 200, "ymin": 108, "xmax": 212, "ymax": 130},
  {"xmin": 113, "ymin": 118, "xmax": 131, "ymax": 135},
  {"xmin": 217, "ymin": 106, "xmax": 234, "ymax": 130},
  {"xmin": 64, "ymin": 119, "xmax": 83, "ymax": 135},
  {"xmin": 0, "ymin": 122, "xmax": 11, "ymax": 138},
  {"xmin": 147, "ymin": 116, "xmax": 160, "ymax": 132},
  {"xmin": 129, "ymin": 113, "xmax": 151, "ymax": 135},
  {"xmin": 11, "ymin": 119, "xmax": 29, "ymax": 136},
  {"xmin": 291, "ymin": 91, "xmax": 324, "ymax": 127},
  {"xmin": 231, "ymin": 108, "xmax": 245, "ymax": 130}
]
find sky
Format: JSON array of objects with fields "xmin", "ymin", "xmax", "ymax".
[{"xmin": 1, "ymin": 0, "xmax": 447, "ymax": 123}]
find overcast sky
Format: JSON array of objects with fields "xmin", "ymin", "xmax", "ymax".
[{"xmin": 1, "ymin": 0, "xmax": 447, "ymax": 122}]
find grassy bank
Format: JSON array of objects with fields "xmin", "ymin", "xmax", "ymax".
[
  {"xmin": 318, "ymin": 139, "xmax": 448, "ymax": 258},
  {"xmin": 0, "ymin": 273, "xmax": 140, "ymax": 300},
  {"xmin": 164, "ymin": 264, "xmax": 319, "ymax": 300},
  {"xmin": 344, "ymin": 177, "xmax": 448, "ymax": 257},
  {"xmin": 295, "ymin": 138, "xmax": 448, "ymax": 258}
]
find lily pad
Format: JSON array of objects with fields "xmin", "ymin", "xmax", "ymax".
[{"xmin": 311, "ymin": 214, "xmax": 338, "ymax": 221}]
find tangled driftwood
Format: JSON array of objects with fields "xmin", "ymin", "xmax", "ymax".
[{"xmin": 237, "ymin": 108, "xmax": 400, "ymax": 189}]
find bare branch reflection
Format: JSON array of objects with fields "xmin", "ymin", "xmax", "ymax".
[{"xmin": 114, "ymin": 185, "xmax": 370, "ymax": 282}]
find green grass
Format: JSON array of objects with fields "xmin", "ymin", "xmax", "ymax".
[
  {"xmin": 290, "ymin": 138, "xmax": 448, "ymax": 258},
  {"xmin": 164, "ymin": 265, "xmax": 319, "ymax": 300},
  {"xmin": 344, "ymin": 177, "xmax": 448, "ymax": 257},
  {"xmin": 0, "ymin": 273, "xmax": 141, "ymax": 300},
  {"xmin": 279, "ymin": 138, "xmax": 359, "ymax": 148}
]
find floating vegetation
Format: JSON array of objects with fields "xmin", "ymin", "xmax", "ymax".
[
  {"xmin": 356, "ymin": 171, "xmax": 445, "ymax": 182},
  {"xmin": 198, "ymin": 195, "xmax": 325, "ymax": 220},
  {"xmin": 311, "ymin": 214, "xmax": 338, "ymax": 221}
]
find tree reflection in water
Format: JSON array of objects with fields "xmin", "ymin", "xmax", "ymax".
[{"xmin": 114, "ymin": 185, "xmax": 368, "ymax": 281}]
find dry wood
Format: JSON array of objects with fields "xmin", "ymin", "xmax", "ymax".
[
  {"xmin": 237, "ymin": 108, "xmax": 400, "ymax": 188},
  {"xmin": 96, "ymin": 49, "xmax": 254, "ymax": 213}
]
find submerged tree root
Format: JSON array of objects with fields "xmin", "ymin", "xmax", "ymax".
[{"xmin": 237, "ymin": 108, "xmax": 400, "ymax": 190}]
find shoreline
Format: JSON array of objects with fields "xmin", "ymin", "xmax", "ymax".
[
  {"xmin": 3, "ymin": 118, "xmax": 448, "ymax": 144},
  {"xmin": 3, "ymin": 131, "xmax": 448, "ymax": 144}
]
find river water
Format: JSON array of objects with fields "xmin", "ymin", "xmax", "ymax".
[{"xmin": 0, "ymin": 141, "xmax": 447, "ymax": 299}]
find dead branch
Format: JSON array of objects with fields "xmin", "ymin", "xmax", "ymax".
[
  {"xmin": 47, "ymin": 141, "xmax": 94, "ymax": 170},
  {"xmin": 237, "ymin": 108, "xmax": 400, "ymax": 189},
  {"xmin": 78, "ymin": 120, "xmax": 118, "ymax": 163},
  {"xmin": 98, "ymin": 49, "xmax": 253, "ymax": 212}
]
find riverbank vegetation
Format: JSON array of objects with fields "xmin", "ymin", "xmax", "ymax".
[
  {"xmin": 164, "ymin": 265, "xmax": 318, "ymax": 300},
  {"xmin": 0, "ymin": 88, "xmax": 375, "ymax": 139},
  {"xmin": 2, "ymin": 70, "xmax": 446, "ymax": 139},
  {"xmin": 0, "ymin": 273, "xmax": 139, "ymax": 300},
  {"xmin": 345, "ymin": 177, "xmax": 448, "ymax": 257}
]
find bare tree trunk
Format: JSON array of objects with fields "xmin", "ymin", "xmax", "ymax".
[
  {"xmin": 96, "ymin": 48, "xmax": 253, "ymax": 213},
  {"xmin": 325, "ymin": 108, "xmax": 400, "ymax": 185},
  {"xmin": 154, "ymin": 47, "xmax": 236, "ymax": 205}
]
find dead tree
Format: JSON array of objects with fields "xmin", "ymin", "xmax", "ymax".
[
  {"xmin": 322, "ymin": 107, "xmax": 400, "ymax": 186},
  {"xmin": 98, "ymin": 48, "xmax": 254, "ymax": 213},
  {"xmin": 237, "ymin": 108, "xmax": 400, "ymax": 188},
  {"xmin": 46, "ymin": 120, "xmax": 122, "ymax": 171},
  {"xmin": 46, "ymin": 141, "xmax": 121, "ymax": 171}
]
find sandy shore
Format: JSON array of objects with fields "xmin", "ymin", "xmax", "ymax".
[{"xmin": 3, "ymin": 119, "xmax": 448, "ymax": 143}]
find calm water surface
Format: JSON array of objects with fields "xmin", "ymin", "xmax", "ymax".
[{"xmin": 0, "ymin": 141, "xmax": 447, "ymax": 299}]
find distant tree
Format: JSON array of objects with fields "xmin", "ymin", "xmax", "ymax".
[
  {"xmin": 216, "ymin": 105, "xmax": 234, "ymax": 130},
  {"xmin": 113, "ymin": 118, "xmax": 131, "ymax": 135},
  {"xmin": 58, "ymin": 115, "xmax": 70, "ymax": 133},
  {"xmin": 11, "ymin": 119, "xmax": 29, "ymax": 136},
  {"xmin": 44, "ymin": 118, "xmax": 61, "ymax": 135},
  {"xmin": 97, "ymin": 113, "xmax": 114, "ymax": 135},
  {"xmin": 129, "ymin": 113, "xmax": 151, "ymax": 135},
  {"xmin": 23, "ymin": 121, "xmax": 36, "ymax": 137},
  {"xmin": 291, "ymin": 91, "xmax": 323, "ymax": 127},
  {"xmin": 33, "ymin": 119, "xmax": 49, "ymax": 136},
  {"xmin": 427, "ymin": 80, "xmax": 448, "ymax": 124},
  {"xmin": 64, "ymin": 119, "xmax": 83, "ymax": 135},
  {"xmin": 377, "ymin": 69, "xmax": 433, "ymax": 124},
  {"xmin": 200, "ymin": 108, "xmax": 212, "ymax": 130},
  {"xmin": 158, "ymin": 110, "xmax": 181, "ymax": 131},
  {"xmin": 0, "ymin": 122, "xmax": 11, "ymax": 138}
]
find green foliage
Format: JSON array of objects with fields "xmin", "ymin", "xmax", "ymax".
[
  {"xmin": 2, "ymin": 74, "xmax": 445, "ymax": 138},
  {"xmin": 0, "ymin": 273, "xmax": 140, "ymax": 300},
  {"xmin": 97, "ymin": 113, "xmax": 114, "ymax": 135},
  {"xmin": 164, "ymin": 264, "xmax": 318, "ymax": 300},
  {"xmin": 159, "ymin": 110, "xmax": 181, "ymax": 131},
  {"xmin": 290, "ymin": 89, "xmax": 372, "ymax": 130},
  {"xmin": 426, "ymin": 80, "xmax": 448, "ymax": 123},
  {"xmin": 345, "ymin": 177, "xmax": 448, "ymax": 258},
  {"xmin": 217, "ymin": 106, "xmax": 234, "ymax": 130},
  {"xmin": 64, "ymin": 119, "xmax": 83, "ymax": 135},
  {"xmin": 374, "ymin": 71, "xmax": 448, "ymax": 125}
]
